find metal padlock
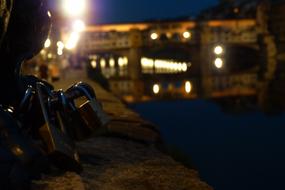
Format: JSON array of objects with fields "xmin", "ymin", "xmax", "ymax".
[
  {"xmin": 0, "ymin": 107, "xmax": 45, "ymax": 166},
  {"xmin": 56, "ymin": 90, "xmax": 93, "ymax": 141},
  {"xmin": 36, "ymin": 82, "xmax": 82, "ymax": 173},
  {"xmin": 67, "ymin": 82, "xmax": 110, "ymax": 134}
]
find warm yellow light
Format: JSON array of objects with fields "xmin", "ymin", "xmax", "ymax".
[
  {"xmin": 150, "ymin": 32, "xmax": 158, "ymax": 40},
  {"xmin": 57, "ymin": 41, "xmax": 65, "ymax": 49},
  {"xmin": 153, "ymin": 84, "xmax": 160, "ymax": 94},
  {"xmin": 40, "ymin": 49, "xmax": 46, "ymax": 55},
  {"xmin": 47, "ymin": 53, "xmax": 53, "ymax": 59},
  {"xmin": 65, "ymin": 32, "xmax": 80, "ymax": 50},
  {"xmin": 109, "ymin": 58, "xmax": 115, "ymax": 67},
  {"xmin": 182, "ymin": 63, "xmax": 188, "ymax": 72},
  {"xmin": 185, "ymin": 81, "xmax": 192, "ymax": 94},
  {"xmin": 123, "ymin": 57, "xmax": 128, "ymax": 65},
  {"xmin": 72, "ymin": 19, "xmax": 86, "ymax": 32},
  {"xmin": 91, "ymin": 60, "xmax": 97, "ymax": 68},
  {"xmin": 118, "ymin": 57, "xmax": 124, "ymax": 67},
  {"xmin": 44, "ymin": 38, "xmax": 51, "ymax": 48},
  {"xmin": 141, "ymin": 57, "xmax": 189, "ymax": 73},
  {"xmin": 100, "ymin": 58, "xmax": 106, "ymax": 68},
  {"xmin": 47, "ymin": 11, "xmax": 51, "ymax": 18},
  {"xmin": 214, "ymin": 58, "xmax": 223, "ymax": 68},
  {"xmin": 166, "ymin": 33, "xmax": 172, "ymax": 38},
  {"xmin": 62, "ymin": 0, "xmax": 86, "ymax": 17},
  {"xmin": 214, "ymin": 45, "xmax": 223, "ymax": 55},
  {"xmin": 57, "ymin": 49, "xmax": 63, "ymax": 56},
  {"xmin": 183, "ymin": 31, "xmax": 191, "ymax": 39}
]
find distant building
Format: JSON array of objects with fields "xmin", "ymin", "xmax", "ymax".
[
  {"xmin": 74, "ymin": 0, "xmax": 279, "ymax": 101},
  {"xmin": 269, "ymin": 0, "xmax": 285, "ymax": 50}
]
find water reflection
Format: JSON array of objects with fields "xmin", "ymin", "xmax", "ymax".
[{"xmin": 129, "ymin": 100, "xmax": 285, "ymax": 190}]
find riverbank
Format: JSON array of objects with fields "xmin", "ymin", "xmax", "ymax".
[{"xmin": 31, "ymin": 70, "xmax": 213, "ymax": 190}]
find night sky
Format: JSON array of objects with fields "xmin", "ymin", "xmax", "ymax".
[
  {"xmin": 83, "ymin": 0, "xmax": 219, "ymax": 24},
  {"xmin": 48, "ymin": 0, "xmax": 219, "ymax": 24}
]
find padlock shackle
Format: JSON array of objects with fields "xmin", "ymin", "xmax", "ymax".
[
  {"xmin": 66, "ymin": 82, "xmax": 97, "ymax": 100},
  {"xmin": 48, "ymin": 82, "xmax": 97, "ymax": 110},
  {"xmin": 58, "ymin": 90, "xmax": 68, "ymax": 108},
  {"xmin": 36, "ymin": 82, "xmax": 53, "ymax": 97},
  {"xmin": 17, "ymin": 85, "xmax": 35, "ymax": 113},
  {"xmin": 74, "ymin": 85, "xmax": 94, "ymax": 100},
  {"xmin": 36, "ymin": 82, "xmax": 54, "ymax": 125}
]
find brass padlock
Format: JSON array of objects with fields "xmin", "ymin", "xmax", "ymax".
[
  {"xmin": 68, "ymin": 82, "xmax": 110, "ymax": 134},
  {"xmin": 56, "ymin": 90, "xmax": 93, "ymax": 141},
  {"xmin": 36, "ymin": 82, "xmax": 82, "ymax": 173}
]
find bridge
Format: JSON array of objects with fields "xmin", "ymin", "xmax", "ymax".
[{"xmin": 72, "ymin": 17, "xmax": 275, "ymax": 103}]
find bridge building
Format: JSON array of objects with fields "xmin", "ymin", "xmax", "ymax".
[{"xmin": 74, "ymin": 0, "xmax": 276, "ymax": 103}]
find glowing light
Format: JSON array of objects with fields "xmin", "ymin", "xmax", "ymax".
[
  {"xmin": 40, "ymin": 49, "xmax": 46, "ymax": 55},
  {"xmin": 183, "ymin": 31, "xmax": 191, "ymax": 39},
  {"xmin": 234, "ymin": 8, "xmax": 239, "ymax": 13},
  {"xmin": 123, "ymin": 57, "xmax": 128, "ymax": 65},
  {"xmin": 91, "ymin": 60, "xmax": 97, "ymax": 68},
  {"xmin": 150, "ymin": 32, "xmax": 158, "ymax": 40},
  {"xmin": 140, "ymin": 57, "xmax": 189, "ymax": 74},
  {"xmin": 47, "ymin": 53, "xmax": 53, "ymax": 59},
  {"xmin": 185, "ymin": 81, "xmax": 192, "ymax": 94},
  {"xmin": 44, "ymin": 38, "xmax": 51, "ymax": 48},
  {"xmin": 153, "ymin": 84, "xmax": 160, "ymax": 94},
  {"xmin": 47, "ymin": 11, "xmax": 51, "ymax": 18},
  {"xmin": 65, "ymin": 32, "xmax": 80, "ymax": 50},
  {"xmin": 182, "ymin": 63, "xmax": 188, "ymax": 72},
  {"xmin": 57, "ymin": 41, "xmax": 65, "ymax": 49},
  {"xmin": 166, "ymin": 33, "xmax": 172, "ymax": 38},
  {"xmin": 57, "ymin": 49, "xmax": 63, "ymax": 56},
  {"xmin": 57, "ymin": 41, "xmax": 64, "ymax": 55},
  {"xmin": 214, "ymin": 45, "xmax": 224, "ymax": 55},
  {"xmin": 118, "ymin": 57, "xmax": 124, "ymax": 67},
  {"xmin": 214, "ymin": 58, "xmax": 223, "ymax": 69},
  {"xmin": 100, "ymin": 58, "xmax": 106, "ymax": 68},
  {"xmin": 62, "ymin": 0, "xmax": 86, "ymax": 17},
  {"xmin": 109, "ymin": 58, "xmax": 115, "ymax": 67},
  {"xmin": 72, "ymin": 19, "xmax": 85, "ymax": 32}
]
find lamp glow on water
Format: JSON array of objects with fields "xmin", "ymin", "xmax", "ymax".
[
  {"xmin": 185, "ymin": 81, "xmax": 192, "ymax": 93},
  {"xmin": 153, "ymin": 84, "xmax": 160, "ymax": 94}
]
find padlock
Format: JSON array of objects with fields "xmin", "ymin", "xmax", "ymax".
[
  {"xmin": 36, "ymin": 82, "xmax": 82, "ymax": 173},
  {"xmin": 0, "ymin": 107, "xmax": 50, "ymax": 182},
  {"xmin": 0, "ymin": 107, "xmax": 43, "ymax": 164},
  {"xmin": 67, "ymin": 82, "xmax": 110, "ymax": 134},
  {"xmin": 55, "ymin": 90, "xmax": 93, "ymax": 141}
]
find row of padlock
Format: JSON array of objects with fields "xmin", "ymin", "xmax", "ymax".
[{"xmin": 16, "ymin": 81, "xmax": 111, "ymax": 173}]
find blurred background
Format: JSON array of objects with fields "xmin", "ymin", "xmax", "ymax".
[{"xmin": 22, "ymin": 0, "xmax": 285, "ymax": 190}]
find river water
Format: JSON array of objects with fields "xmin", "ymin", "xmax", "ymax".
[{"xmin": 129, "ymin": 100, "xmax": 285, "ymax": 190}]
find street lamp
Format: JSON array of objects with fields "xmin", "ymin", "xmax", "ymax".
[
  {"xmin": 57, "ymin": 41, "xmax": 65, "ymax": 49},
  {"xmin": 62, "ymin": 0, "xmax": 86, "ymax": 17},
  {"xmin": 153, "ymin": 84, "xmax": 160, "ymax": 94},
  {"xmin": 214, "ymin": 45, "xmax": 224, "ymax": 55},
  {"xmin": 44, "ymin": 38, "xmax": 51, "ymax": 48},
  {"xmin": 185, "ymin": 81, "xmax": 192, "ymax": 94},
  {"xmin": 183, "ymin": 31, "xmax": 191, "ymax": 39},
  {"xmin": 214, "ymin": 58, "xmax": 223, "ymax": 69},
  {"xmin": 150, "ymin": 32, "xmax": 158, "ymax": 40},
  {"xmin": 72, "ymin": 19, "xmax": 86, "ymax": 32}
]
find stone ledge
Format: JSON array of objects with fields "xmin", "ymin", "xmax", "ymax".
[{"xmin": 32, "ymin": 137, "xmax": 213, "ymax": 190}]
